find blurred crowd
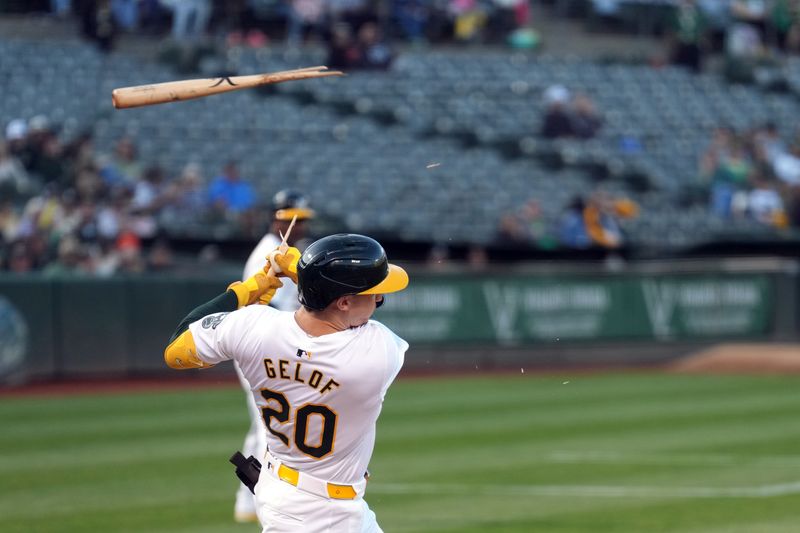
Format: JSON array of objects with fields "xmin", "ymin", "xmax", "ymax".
[
  {"xmin": 661, "ymin": 0, "xmax": 800, "ymax": 74},
  {"xmin": 0, "ymin": 117, "xmax": 269, "ymax": 274},
  {"xmin": 700, "ymin": 123, "xmax": 800, "ymax": 227},
  {"xmin": 496, "ymin": 193, "xmax": 639, "ymax": 250},
  {"xmin": 42, "ymin": 0, "xmax": 537, "ymax": 53},
  {"xmin": 539, "ymin": 85, "xmax": 603, "ymax": 140}
]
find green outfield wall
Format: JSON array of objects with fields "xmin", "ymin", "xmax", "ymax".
[
  {"xmin": 0, "ymin": 259, "xmax": 797, "ymax": 383},
  {"xmin": 377, "ymin": 274, "xmax": 775, "ymax": 344}
]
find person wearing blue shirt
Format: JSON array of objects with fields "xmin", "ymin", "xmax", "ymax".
[{"xmin": 207, "ymin": 161, "xmax": 255, "ymax": 213}]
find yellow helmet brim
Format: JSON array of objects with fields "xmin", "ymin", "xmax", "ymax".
[
  {"xmin": 358, "ymin": 264, "xmax": 409, "ymax": 295},
  {"xmin": 275, "ymin": 207, "xmax": 315, "ymax": 221}
]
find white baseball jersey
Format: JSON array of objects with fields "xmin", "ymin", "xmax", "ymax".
[
  {"xmin": 244, "ymin": 232, "xmax": 300, "ymax": 311},
  {"xmin": 190, "ymin": 306, "xmax": 407, "ymax": 485}
]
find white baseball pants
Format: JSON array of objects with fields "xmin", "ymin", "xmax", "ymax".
[{"xmin": 255, "ymin": 474, "xmax": 382, "ymax": 533}]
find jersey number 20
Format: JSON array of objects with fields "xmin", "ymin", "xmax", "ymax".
[{"xmin": 260, "ymin": 388, "xmax": 337, "ymax": 459}]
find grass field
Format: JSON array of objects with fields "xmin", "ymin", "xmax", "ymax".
[{"xmin": 2, "ymin": 373, "xmax": 800, "ymax": 532}]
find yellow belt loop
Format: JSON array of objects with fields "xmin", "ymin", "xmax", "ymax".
[
  {"xmin": 278, "ymin": 464, "xmax": 299, "ymax": 486},
  {"xmin": 327, "ymin": 483, "xmax": 357, "ymax": 500},
  {"xmin": 275, "ymin": 461, "xmax": 356, "ymax": 499}
]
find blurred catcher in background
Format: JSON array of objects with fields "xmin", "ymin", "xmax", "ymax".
[{"xmin": 234, "ymin": 189, "xmax": 315, "ymax": 523}]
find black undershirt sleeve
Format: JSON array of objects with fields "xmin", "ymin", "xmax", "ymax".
[{"xmin": 169, "ymin": 290, "xmax": 239, "ymax": 343}]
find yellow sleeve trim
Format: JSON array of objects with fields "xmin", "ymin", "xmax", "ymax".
[
  {"xmin": 227, "ymin": 282, "xmax": 251, "ymax": 308},
  {"xmin": 164, "ymin": 330, "xmax": 214, "ymax": 370}
]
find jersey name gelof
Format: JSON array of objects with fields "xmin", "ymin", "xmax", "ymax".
[{"xmin": 263, "ymin": 357, "xmax": 340, "ymax": 394}]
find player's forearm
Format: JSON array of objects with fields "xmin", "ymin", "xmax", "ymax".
[{"xmin": 168, "ymin": 290, "xmax": 239, "ymax": 344}]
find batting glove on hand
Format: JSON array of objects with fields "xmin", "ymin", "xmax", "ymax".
[
  {"xmin": 228, "ymin": 269, "xmax": 284, "ymax": 308},
  {"xmin": 267, "ymin": 247, "xmax": 300, "ymax": 284}
]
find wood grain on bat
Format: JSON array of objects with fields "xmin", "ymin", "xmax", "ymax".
[{"xmin": 112, "ymin": 67, "xmax": 342, "ymax": 109}]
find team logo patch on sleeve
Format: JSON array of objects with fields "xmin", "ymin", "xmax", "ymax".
[{"xmin": 202, "ymin": 313, "xmax": 229, "ymax": 330}]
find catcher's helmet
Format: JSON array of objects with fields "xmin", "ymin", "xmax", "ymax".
[
  {"xmin": 272, "ymin": 189, "xmax": 315, "ymax": 221},
  {"xmin": 297, "ymin": 234, "xmax": 409, "ymax": 311}
]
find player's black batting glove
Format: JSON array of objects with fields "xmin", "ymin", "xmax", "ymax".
[{"xmin": 230, "ymin": 451, "xmax": 262, "ymax": 495}]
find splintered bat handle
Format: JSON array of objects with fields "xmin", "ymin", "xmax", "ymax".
[
  {"xmin": 267, "ymin": 215, "xmax": 298, "ymax": 279},
  {"xmin": 112, "ymin": 67, "xmax": 343, "ymax": 109}
]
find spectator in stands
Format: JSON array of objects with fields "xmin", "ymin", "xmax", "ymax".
[
  {"xmin": 170, "ymin": 162, "xmax": 206, "ymax": 211},
  {"xmin": 137, "ymin": 0, "xmax": 171, "ymax": 34},
  {"xmin": 19, "ymin": 188, "xmax": 60, "ymax": 240},
  {"xmin": 519, "ymin": 199, "xmax": 558, "ymax": 249},
  {"xmin": 328, "ymin": 0, "xmax": 370, "ymax": 28},
  {"xmin": 207, "ymin": 161, "xmax": 256, "ymax": 214},
  {"xmin": 495, "ymin": 213, "xmax": 527, "ymax": 244},
  {"xmin": 571, "ymin": 93, "xmax": 603, "ymax": 139},
  {"xmin": 160, "ymin": 0, "xmax": 211, "ymax": 41},
  {"xmin": 496, "ymin": 199, "xmax": 559, "ymax": 249},
  {"xmin": 488, "ymin": 0, "xmax": 538, "ymax": 48},
  {"xmin": 100, "ymin": 137, "xmax": 142, "ymax": 187},
  {"xmin": 43, "ymin": 235, "xmax": 89, "ymax": 277},
  {"xmin": 558, "ymin": 193, "xmax": 637, "ymax": 249},
  {"xmin": 773, "ymin": 140, "xmax": 800, "ymax": 185},
  {"xmin": 558, "ymin": 197, "xmax": 591, "ymax": 248},
  {"xmin": 5, "ymin": 119, "xmax": 33, "ymax": 171},
  {"xmin": 6, "ymin": 241, "xmax": 36, "ymax": 273},
  {"xmin": 356, "ymin": 22, "xmax": 394, "ymax": 70},
  {"xmin": 116, "ymin": 229, "xmax": 146, "ymax": 273},
  {"xmin": 698, "ymin": 0, "xmax": 733, "ymax": 51},
  {"xmin": 668, "ymin": 0, "xmax": 708, "ymax": 72},
  {"xmin": 29, "ymin": 134, "xmax": 67, "ymax": 188},
  {"xmin": 772, "ymin": 0, "xmax": 800, "ymax": 52},
  {"xmin": 132, "ymin": 165, "xmax": 161, "ymax": 209},
  {"xmin": 393, "ymin": 0, "xmax": 430, "ymax": 43},
  {"xmin": 540, "ymin": 85, "xmax": 574, "ymax": 139},
  {"xmin": 327, "ymin": 23, "xmax": 361, "ymax": 69},
  {"xmin": 63, "ymin": 132, "xmax": 97, "ymax": 178},
  {"xmin": 286, "ymin": 0, "xmax": 327, "ymax": 46},
  {"xmin": 74, "ymin": 200, "xmax": 102, "ymax": 244},
  {"xmin": 488, "ymin": 0, "xmax": 527, "ymax": 42},
  {"xmin": 703, "ymin": 132, "xmax": 753, "ymax": 217},
  {"xmin": 725, "ymin": 0, "xmax": 774, "ymax": 84},
  {"xmin": 700, "ymin": 126, "xmax": 735, "ymax": 169},
  {"xmin": 0, "ymin": 200, "xmax": 20, "ymax": 243},
  {"xmin": 450, "ymin": 0, "xmax": 488, "ymax": 42},
  {"xmin": 111, "ymin": 0, "xmax": 140, "ymax": 31},
  {"xmin": 731, "ymin": 0, "xmax": 769, "ymax": 38},
  {"xmin": 79, "ymin": 0, "xmax": 119, "ymax": 52},
  {"xmin": 540, "ymin": 87, "xmax": 603, "ymax": 140},
  {"xmin": 584, "ymin": 192, "xmax": 637, "ymax": 249},
  {"xmin": 747, "ymin": 174, "xmax": 788, "ymax": 227},
  {"xmin": 96, "ymin": 185, "xmax": 129, "ymax": 241},
  {"xmin": 0, "ymin": 142, "xmax": 32, "ymax": 199},
  {"xmin": 725, "ymin": 20, "xmax": 763, "ymax": 58},
  {"xmin": 753, "ymin": 122, "xmax": 786, "ymax": 166},
  {"xmin": 75, "ymin": 166, "xmax": 104, "ymax": 203},
  {"xmin": 26, "ymin": 115, "xmax": 55, "ymax": 160},
  {"xmin": 54, "ymin": 189, "xmax": 82, "ymax": 239},
  {"xmin": 21, "ymin": 115, "xmax": 68, "ymax": 187}
]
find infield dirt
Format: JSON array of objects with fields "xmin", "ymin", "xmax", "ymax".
[{"xmin": 671, "ymin": 343, "xmax": 800, "ymax": 374}]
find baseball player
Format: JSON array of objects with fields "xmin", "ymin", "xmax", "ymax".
[
  {"xmin": 234, "ymin": 190, "xmax": 315, "ymax": 522},
  {"xmin": 164, "ymin": 233, "xmax": 409, "ymax": 532}
]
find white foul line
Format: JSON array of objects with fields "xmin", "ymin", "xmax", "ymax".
[{"xmin": 368, "ymin": 481, "xmax": 800, "ymax": 499}]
